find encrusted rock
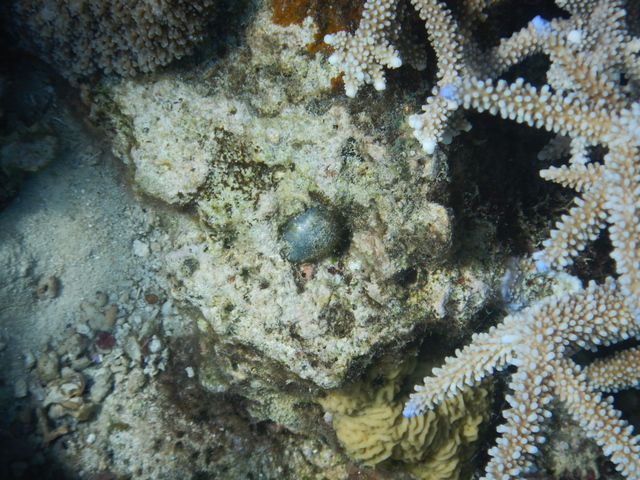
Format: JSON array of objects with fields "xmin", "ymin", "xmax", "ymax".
[
  {"xmin": 35, "ymin": 350, "xmax": 59, "ymax": 383},
  {"xmin": 24, "ymin": 350, "xmax": 36, "ymax": 370},
  {"xmin": 58, "ymin": 333, "xmax": 87, "ymax": 360},
  {"xmin": 88, "ymin": 370, "xmax": 114, "ymax": 404},
  {"xmin": 125, "ymin": 368, "xmax": 146, "ymax": 396},
  {"xmin": 0, "ymin": 133, "xmax": 59, "ymax": 175},
  {"xmin": 43, "ymin": 372, "xmax": 85, "ymax": 407},
  {"xmin": 123, "ymin": 335, "xmax": 142, "ymax": 364},
  {"xmin": 91, "ymin": 3, "xmax": 502, "ymax": 431},
  {"xmin": 14, "ymin": 378, "xmax": 28, "ymax": 398}
]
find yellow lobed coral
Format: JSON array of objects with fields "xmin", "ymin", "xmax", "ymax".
[{"xmin": 320, "ymin": 356, "xmax": 491, "ymax": 480}]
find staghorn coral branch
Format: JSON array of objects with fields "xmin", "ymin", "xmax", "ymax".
[
  {"xmin": 532, "ymin": 184, "xmax": 608, "ymax": 270},
  {"xmin": 327, "ymin": 0, "xmax": 640, "ymax": 477},
  {"xmin": 324, "ymin": 0, "xmax": 405, "ymax": 98},
  {"xmin": 554, "ymin": 357, "xmax": 640, "ymax": 478},
  {"xmin": 483, "ymin": 368, "xmax": 554, "ymax": 480},
  {"xmin": 586, "ymin": 346, "xmax": 640, "ymax": 393},
  {"xmin": 403, "ymin": 279, "xmax": 640, "ymax": 479},
  {"xmin": 402, "ymin": 322, "xmax": 517, "ymax": 416},
  {"xmin": 539, "ymin": 162, "xmax": 605, "ymax": 192}
]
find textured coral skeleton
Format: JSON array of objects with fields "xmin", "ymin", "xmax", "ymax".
[
  {"xmin": 8, "ymin": 0, "xmax": 215, "ymax": 81},
  {"xmin": 404, "ymin": 278, "xmax": 640, "ymax": 479},
  {"xmin": 327, "ymin": 0, "xmax": 640, "ymax": 478}
]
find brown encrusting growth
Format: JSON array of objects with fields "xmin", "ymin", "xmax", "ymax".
[{"xmin": 271, "ymin": 0, "xmax": 366, "ymax": 52}]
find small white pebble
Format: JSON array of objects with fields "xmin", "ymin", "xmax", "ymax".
[
  {"xmin": 148, "ymin": 336, "xmax": 162, "ymax": 353},
  {"xmin": 24, "ymin": 351, "xmax": 36, "ymax": 370},
  {"xmin": 347, "ymin": 260, "xmax": 361, "ymax": 271},
  {"xmin": 133, "ymin": 239, "xmax": 150, "ymax": 257},
  {"xmin": 265, "ymin": 127, "xmax": 281, "ymax": 144},
  {"xmin": 76, "ymin": 324, "xmax": 92, "ymax": 336},
  {"xmin": 86, "ymin": 433, "xmax": 96, "ymax": 444},
  {"xmin": 14, "ymin": 378, "xmax": 28, "ymax": 398},
  {"xmin": 161, "ymin": 300, "xmax": 173, "ymax": 315},
  {"xmin": 186, "ymin": 366, "xmax": 195, "ymax": 378}
]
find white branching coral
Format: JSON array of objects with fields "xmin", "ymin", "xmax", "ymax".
[
  {"xmin": 324, "ymin": 0, "xmax": 432, "ymax": 98},
  {"xmin": 327, "ymin": 0, "xmax": 640, "ymax": 478},
  {"xmin": 404, "ymin": 278, "xmax": 640, "ymax": 479},
  {"xmin": 325, "ymin": 0, "xmax": 405, "ymax": 98}
]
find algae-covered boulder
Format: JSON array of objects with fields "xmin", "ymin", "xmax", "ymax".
[{"xmin": 94, "ymin": 9, "xmax": 502, "ymax": 394}]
